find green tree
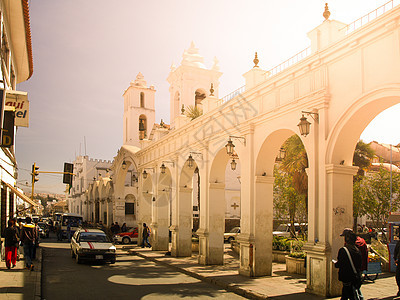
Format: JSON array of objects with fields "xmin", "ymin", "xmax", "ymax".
[
  {"xmin": 353, "ymin": 140, "xmax": 375, "ymax": 181},
  {"xmin": 273, "ymin": 135, "xmax": 308, "ymax": 237},
  {"xmin": 354, "ymin": 166, "xmax": 400, "ymax": 240},
  {"xmin": 185, "ymin": 105, "xmax": 203, "ymax": 120},
  {"xmin": 352, "ymin": 140, "xmax": 375, "ymax": 231}
]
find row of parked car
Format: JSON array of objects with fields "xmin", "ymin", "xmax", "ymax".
[{"xmin": 223, "ymin": 223, "xmax": 308, "ymax": 243}]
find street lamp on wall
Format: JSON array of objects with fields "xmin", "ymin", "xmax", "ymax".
[
  {"xmin": 122, "ymin": 160, "xmax": 127, "ymax": 170},
  {"xmin": 187, "ymin": 155, "xmax": 194, "ymax": 168},
  {"xmin": 187, "ymin": 152, "xmax": 202, "ymax": 168},
  {"xmin": 160, "ymin": 161, "xmax": 174, "ymax": 174},
  {"xmin": 225, "ymin": 136, "xmax": 246, "ymax": 156},
  {"xmin": 231, "ymin": 158, "xmax": 237, "ymax": 171},
  {"xmin": 298, "ymin": 111, "xmax": 319, "ymax": 137},
  {"xmin": 142, "ymin": 168, "xmax": 154, "ymax": 180}
]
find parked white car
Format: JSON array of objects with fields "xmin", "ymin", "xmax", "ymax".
[
  {"xmin": 224, "ymin": 227, "xmax": 240, "ymax": 243},
  {"xmin": 70, "ymin": 228, "xmax": 116, "ymax": 264},
  {"xmin": 273, "ymin": 223, "xmax": 307, "ymax": 237}
]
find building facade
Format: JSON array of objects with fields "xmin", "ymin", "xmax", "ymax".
[
  {"xmin": 70, "ymin": 3, "xmax": 400, "ymax": 297},
  {"xmin": 0, "ymin": 0, "xmax": 35, "ymax": 237}
]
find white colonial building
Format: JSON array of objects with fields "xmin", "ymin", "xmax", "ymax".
[{"xmin": 69, "ymin": 3, "xmax": 400, "ymax": 297}]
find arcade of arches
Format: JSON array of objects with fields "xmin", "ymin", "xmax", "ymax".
[{"xmin": 81, "ymin": 4, "xmax": 400, "ymax": 297}]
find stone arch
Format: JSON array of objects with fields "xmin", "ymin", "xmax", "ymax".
[
  {"xmin": 327, "ymin": 86, "xmax": 400, "ymax": 165},
  {"xmin": 324, "ymin": 86, "xmax": 400, "ymax": 260}
]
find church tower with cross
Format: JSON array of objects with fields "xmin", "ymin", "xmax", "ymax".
[
  {"xmin": 167, "ymin": 42, "xmax": 222, "ymax": 127},
  {"xmin": 122, "ymin": 72, "xmax": 156, "ymax": 148}
]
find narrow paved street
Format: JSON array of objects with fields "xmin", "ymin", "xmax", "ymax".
[{"xmin": 40, "ymin": 234, "xmax": 246, "ymax": 300}]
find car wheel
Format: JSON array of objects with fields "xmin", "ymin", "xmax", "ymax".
[
  {"xmin": 75, "ymin": 253, "xmax": 82, "ymax": 264},
  {"xmin": 122, "ymin": 237, "xmax": 130, "ymax": 244},
  {"xmin": 71, "ymin": 248, "xmax": 75, "ymax": 258},
  {"xmin": 110, "ymin": 258, "xmax": 116, "ymax": 264},
  {"xmin": 228, "ymin": 237, "xmax": 234, "ymax": 243}
]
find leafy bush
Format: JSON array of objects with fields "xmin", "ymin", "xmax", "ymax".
[{"xmin": 288, "ymin": 252, "xmax": 306, "ymax": 259}]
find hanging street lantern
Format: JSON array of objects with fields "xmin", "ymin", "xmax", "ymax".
[
  {"xmin": 160, "ymin": 163, "xmax": 166, "ymax": 174},
  {"xmin": 298, "ymin": 115, "xmax": 311, "ymax": 137},
  {"xmin": 225, "ymin": 139, "xmax": 235, "ymax": 156},
  {"xmin": 231, "ymin": 158, "xmax": 237, "ymax": 171}
]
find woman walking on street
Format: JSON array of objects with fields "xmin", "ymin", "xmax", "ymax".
[
  {"xmin": 20, "ymin": 216, "xmax": 37, "ymax": 271},
  {"xmin": 4, "ymin": 219, "xmax": 19, "ymax": 269}
]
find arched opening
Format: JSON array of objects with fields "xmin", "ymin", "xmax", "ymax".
[
  {"xmin": 139, "ymin": 115, "xmax": 147, "ymax": 140},
  {"xmin": 200, "ymin": 147, "xmax": 241, "ymax": 265},
  {"xmin": 195, "ymin": 88, "xmax": 206, "ymax": 109},
  {"xmin": 140, "ymin": 92, "xmax": 145, "ymax": 108},
  {"xmin": 171, "ymin": 156, "xmax": 200, "ymax": 257},
  {"xmin": 327, "ymin": 92, "xmax": 400, "ymax": 261},
  {"xmin": 253, "ymin": 128, "xmax": 307, "ymax": 276},
  {"xmin": 125, "ymin": 194, "xmax": 136, "ymax": 227}
]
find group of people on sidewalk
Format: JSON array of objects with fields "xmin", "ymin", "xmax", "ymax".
[{"xmin": 3, "ymin": 216, "xmax": 38, "ymax": 271}]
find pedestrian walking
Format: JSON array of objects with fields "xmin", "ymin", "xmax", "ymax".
[
  {"xmin": 55, "ymin": 222, "xmax": 62, "ymax": 241},
  {"xmin": 4, "ymin": 219, "xmax": 19, "ymax": 269},
  {"xmin": 393, "ymin": 234, "xmax": 400, "ymax": 296},
  {"xmin": 341, "ymin": 228, "xmax": 368, "ymax": 272},
  {"xmin": 114, "ymin": 222, "xmax": 121, "ymax": 234},
  {"xmin": 334, "ymin": 229, "xmax": 363, "ymax": 300},
  {"xmin": 32, "ymin": 221, "xmax": 40, "ymax": 260},
  {"xmin": 66, "ymin": 221, "xmax": 71, "ymax": 242},
  {"xmin": 121, "ymin": 223, "xmax": 127, "ymax": 233},
  {"xmin": 141, "ymin": 223, "xmax": 151, "ymax": 248},
  {"xmin": 20, "ymin": 216, "xmax": 37, "ymax": 271}
]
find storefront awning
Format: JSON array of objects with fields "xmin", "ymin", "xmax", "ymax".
[{"xmin": 2, "ymin": 181, "xmax": 38, "ymax": 206}]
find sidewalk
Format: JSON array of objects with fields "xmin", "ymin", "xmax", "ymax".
[
  {"xmin": 128, "ymin": 246, "xmax": 399, "ymax": 300},
  {"xmin": 0, "ymin": 247, "xmax": 42, "ymax": 300}
]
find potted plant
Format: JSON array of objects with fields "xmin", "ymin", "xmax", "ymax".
[{"xmin": 285, "ymin": 251, "xmax": 306, "ymax": 275}]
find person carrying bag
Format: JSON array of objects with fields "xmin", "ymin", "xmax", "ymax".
[{"xmin": 335, "ymin": 229, "xmax": 363, "ymax": 300}]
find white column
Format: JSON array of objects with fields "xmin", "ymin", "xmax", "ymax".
[
  {"xmin": 198, "ymin": 182, "xmax": 225, "ymax": 265},
  {"xmin": 151, "ymin": 190, "xmax": 170, "ymax": 250},
  {"xmin": 170, "ymin": 186, "xmax": 192, "ymax": 257},
  {"xmin": 305, "ymin": 164, "xmax": 358, "ymax": 296},
  {"xmin": 251, "ymin": 175, "xmax": 274, "ymax": 276}
]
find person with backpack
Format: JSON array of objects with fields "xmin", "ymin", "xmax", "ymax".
[
  {"xmin": 334, "ymin": 229, "xmax": 363, "ymax": 300},
  {"xmin": 20, "ymin": 216, "xmax": 37, "ymax": 271},
  {"xmin": 141, "ymin": 223, "xmax": 151, "ymax": 248}
]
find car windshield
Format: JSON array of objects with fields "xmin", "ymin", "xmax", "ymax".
[
  {"xmin": 276, "ymin": 224, "xmax": 287, "ymax": 231},
  {"xmin": 80, "ymin": 233, "xmax": 109, "ymax": 243},
  {"xmin": 230, "ymin": 227, "xmax": 240, "ymax": 233}
]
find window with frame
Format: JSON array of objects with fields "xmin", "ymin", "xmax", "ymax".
[{"xmin": 125, "ymin": 203, "xmax": 135, "ymax": 215}]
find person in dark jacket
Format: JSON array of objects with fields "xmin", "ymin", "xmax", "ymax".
[
  {"xmin": 394, "ymin": 235, "xmax": 400, "ymax": 296},
  {"xmin": 341, "ymin": 228, "xmax": 368, "ymax": 272},
  {"xmin": 141, "ymin": 223, "xmax": 151, "ymax": 248},
  {"xmin": 20, "ymin": 216, "xmax": 37, "ymax": 271},
  {"xmin": 4, "ymin": 219, "xmax": 19, "ymax": 269},
  {"xmin": 335, "ymin": 229, "xmax": 362, "ymax": 300}
]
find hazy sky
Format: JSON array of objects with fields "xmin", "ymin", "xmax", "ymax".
[{"xmin": 16, "ymin": 0, "xmax": 399, "ymax": 194}]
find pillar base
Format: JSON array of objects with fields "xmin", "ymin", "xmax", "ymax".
[
  {"xmin": 151, "ymin": 223, "xmax": 169, "ymax": 251},
  {"xmin": 303, "ymin": 241, "xmax": 341, "ymax": 297},
  {"xmin": 238, "ymin": 234, "xmax": 256, "ymax": 277},
  {"xmin": 169, "ymin": 225, "xmax": 192, "ymax": 257},
  {"xmin": 197, "ymin": 228, "xmax": 223, "ymax": 265}
]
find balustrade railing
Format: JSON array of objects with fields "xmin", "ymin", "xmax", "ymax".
[
  {"xmin": 218, "ymin": 0, "xmax": 400, "ymax": 106},
  {"xmin": 341, "ymin": 0, "xmax": 400, "ymax": 34}
]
